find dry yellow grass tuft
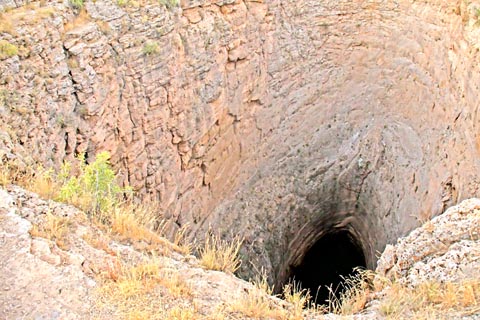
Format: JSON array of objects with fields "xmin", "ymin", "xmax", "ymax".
[
  {"xmin": 230, "ymin": 276, "xmax": 312, "ymax": 320},
  {"xmin": 0, "ymin": 161, "xmax": 13, "ymax": 186},
  {"xmin": 282, "ymin": 282, "xmax": 312, "ymax": 320},
  {"xmin": 30, "ymin": 210, "xmax": 72, "ymax": 249},
  {"xmin": 0, "ymin": 5, "xmax": 55, "ymax": 33},
  {"xmin": 165, "ymin": 306, "xmax": 196, "ymax": 320},
  {"xmin": 326, "ymin": 268, "xmax": 374, "ymax": 315},
  {"xmin": 378, "ymin": 279, "xmax": 480, "ymax": 319},
  {"xmin": 63, "ymin": 9, "xmax": 91, "ymax": 32},
  {"xmin": 27, "ymin": 166, "xmax": 60, "ymax": 200},
  {"xmin": 0, "ymin": 13, "xmax": 14, "ymax": 34},
  {"xmin": 98, "ymin": 256, "xmax": 195, "ymax": 319},
  {"xmin": 230, "ymin": 276, "xmax": 282, "ymax": 319},
  {"xmin": 199, "ymin": 233, "xmax": 242, "ymax": 273}
]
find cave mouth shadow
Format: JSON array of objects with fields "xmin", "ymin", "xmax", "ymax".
[{"xmin": 287, "ymin": 229, "xmax": 367, "ymax": 306}]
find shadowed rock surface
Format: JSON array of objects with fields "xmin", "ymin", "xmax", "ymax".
[{"xmin": 1, "ymin": 0, "xmax": 480, "ymax": 292}]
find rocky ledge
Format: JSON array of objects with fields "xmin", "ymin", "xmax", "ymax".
[{"xmin": 1, "ymin": 184, "xmax": 479, "ymax": 319}]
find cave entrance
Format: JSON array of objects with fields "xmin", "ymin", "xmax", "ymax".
[{"xmin": 289, "ymin": 229, "xmax": 367, "ymax": 305}]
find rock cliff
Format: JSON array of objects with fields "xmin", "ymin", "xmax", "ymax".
[{"xmin": 1, "ymin": 0, "xmax": 480, "ymax": 291}]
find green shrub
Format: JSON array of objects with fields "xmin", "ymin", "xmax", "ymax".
[
  {"xmin": 117, "ymin": 0, "xmax": 129, "ymax": 7},
  {"xmin": 159, "ymin": 0, "xmax": 178, "ymax": 9},
  {"xmin": 58, "ymin": 152, "xmax": 131, "ymax": 220},
  {"xmin": 0, "ymin": 40, "xmax": 18, "ymax": 60},
  {"xmin": 142, "ymin": 41, "xmax": 159, "ymax": 55},
  {"xmin": 69, "ymin": 0, "xmax": 84, "ymax": 10}
]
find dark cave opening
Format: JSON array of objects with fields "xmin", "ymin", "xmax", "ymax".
[{"xmin": 288, "ymin": 229, "xmax": 367, "ymax": 305}]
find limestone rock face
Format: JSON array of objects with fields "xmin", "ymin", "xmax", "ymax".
[
  {"xmin": 1, "ymin": 0, "xmax": 480, "ymax": 287},
  {"xmin": 376, "ymin": 198, "xmax": 480, "ymax": 287},
  {"xmin": 0, "ymin": 187, "xmax": 95, "ymax": 319}
]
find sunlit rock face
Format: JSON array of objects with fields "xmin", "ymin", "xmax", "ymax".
[{"xmin": 1, "ymin": 0, "xmax": 480, "ymax": 288}]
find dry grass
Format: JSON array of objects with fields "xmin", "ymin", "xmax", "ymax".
[
  {"xmin": 30, "ymin": 210, "xmax": 72, "ymax": 249},
  {"xmin": 164, "ymin": 306, "xmax": 196, "ymax": 320},
  {"xmin": 82, "ymin": 232, "xmax": 117, "ymax": 255},
  {"xmin": 282, "ymin": 282, "xmax": 312, "ymax": 320},
  {"xmin": 326, "ymin": 268, "xmax": 374, "ymax": 315},
  {"xmin": 63, "ymin": 9, "xmax": 91, "ymax": 32},
  {"xmin": 98, "ymin": 256, "xmax": 194, "ymax": 319},
  {"xmin": 377, "ymin": 279, "xmax": 480, "ymax": 319},
  {"xmin": 0, "ymin": 160, "xmax": 58, "ymax": 199},
  {"xmin": 172, "ymin": 224, "xmax": 193, "ymax": 254},
  {"xmin": 110, "ymin": 203, "xmax": 156, "ymax": 240},
  {"xmin": 106, "ymin": 202, "xmax": 192, "ymax": 256},
  {"xmin": 230, "ymin": 276, "xmax": 312, "ymax": 320},
  {"xmin": 0, "ymin": 161, "xmax": 13, "ymax": 186},
  {"xmin": 0, "ymin": 5, "xmax": 55, "ymax": 33},
  {"xmin": 26, "ymin": 166, "xmax": 60, "ymax": 200},
  {"xmin": 199, "ymin": 233, "xmax": 242, "ymax": 273},
  {"xmin": 0, "ymin": 13, "xmax": 14, "ymax": 34},
  {"xmin": 230, "ymin": 276, "xmax": 284, "ymax": 319},
  {"xmin": 0, "ymin": 157, "xmax": 192, "ymax": 256}
]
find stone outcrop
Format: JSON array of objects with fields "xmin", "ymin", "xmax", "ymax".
[
  {"xmin": 377, "ymin": 198, "xmax": 480, "ymax": 287},
  {"xmin": 1, "ymin": 0, "xmax": 480, "ymax": 290},
  {"xmin": 0, "ymin": 185, "xmax": 294, "ymax": 319},
  {"xmin": 1, "ymin": 185, "xmax": 479, "ymax": 319}
]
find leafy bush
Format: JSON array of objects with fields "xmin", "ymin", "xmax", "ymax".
[
  {"xmin": 69, "ymin": 0, "xmax": 84, "ymax": 10},
  {"xmin": 117, "ymin": 0, "xmax": 129, "ymax": 7},
  {"xmin": 0, "ymin": 40, "xmax": 18, "ymax": 60},
  {"xmin": 58, "ymin": 151, "xmax": 131, "ymax": 219},
  {"xmin": 159, "ymin": 0, "xmax": 178, "ymax": 9},
  {"xmin": 142, "ymin": 41, "xmax": 159, "ymax": 55}
]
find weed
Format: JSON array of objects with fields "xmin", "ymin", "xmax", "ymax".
[
  {"xmin": 159, "ymin": 0, "xmax": 179, "ymax": 9},
  {"xmin": 326, "ymin": 268, "xmax": 373, "ymax": 315},
  {"xmin": 173, "ymin": 224, "xmax": 193, "ymax": 254},
  {"xmin": 28, "ymin": 166, "xmax": 59, "ymax": 199},
  {"xmin": 199, "ymin": 233, "xmax": 242, "ymax": 273},
  {"xmin": 82, "ymin": 232, "xmax": 116, "ymax": 255},
  {"xmin": 0, "ymin": 13, "xmax": 14, "ymax": 34},
  {"xmin": 63, "ymin": 9, "xmax": 90, "ymax": 32},
  {"xmin": 30, "ymin": 210, "xmax": 71, "ymax": 249},
  {"xmin": 165, "ymin": 306, "xmax": 195, "ymax": 320},
  {"xmin": 58, "ymin": 151, "xmax": 131, "ymax": 216},
  {"xmin": 117, "ymin": 0, "xmax": 129, "ymax": 7},
  {"xmin": 142, "ymin": 41, "xmax": 159, "ymax": 55},
  {"xmin": 230, "ymin": 276, "xmax": 286, "ymax": 319},
  {"xmin": 69, "ymin": 0, "xmax": 84, "ymax": 10},
  {"xmin": 0, "ymin": 161, "xmax": 13, "ymax": 186},
  {"xmin": 96, "ymin": 20, "xmax": 111, "ymax": 35},
  {"xmin": 110, "ymin": 204, "xmax": 157, "ymax": 241},
  {"xmin": 376, "ymin": 277, "xmax": 480, "ymax": 319},
  {"xmin": 159, "ymin": 270, "xmax": 192, "ymax": 298},
  {"xmin": 99, "ymin": 257, "xmax": 193, "ymax": 318},
  {"xmin": 0, "ymin": 40, "xmax": 18, "ymax": 60},
  {"xmin": 283, "ymin": 282, "xmax": 311, "ymax": 319}
]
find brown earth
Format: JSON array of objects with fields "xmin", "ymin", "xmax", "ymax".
[{"xmin": 1, "ymin": 0, "xmax": 480, "ymax": 292}]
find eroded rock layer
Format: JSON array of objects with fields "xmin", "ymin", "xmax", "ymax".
[{"xmin": 1, "ymin": 0, "xmax": 480, "ymax": 287}]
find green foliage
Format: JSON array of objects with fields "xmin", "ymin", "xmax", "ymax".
[
  {"xmin": 69, "ymin": 0, "xmax": 84, "ymax": 10},
  {"xmin": 0, "ymin": 40, "xmax": 18, "ymax": 60},
  {"xmin": 117, "ymin": 0, "xmax": 129, "ymax": 7},
  {"xmin": 159, "ymin": 0, "xmax": 178, "ymax": 9},
  {"xmin": 58, "ymin": 152, "xmax": 131, "ymax": 219},
  {"xmin": 142, "ymin": 41, "xmax": 159, "ymax": 56}
]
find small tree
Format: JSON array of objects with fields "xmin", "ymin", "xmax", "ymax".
[{"xmin": 58, "ymin": 152, "xmax": 131, "ymax": 221}]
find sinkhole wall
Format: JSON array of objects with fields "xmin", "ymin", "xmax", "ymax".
[{"xmin": 1, "ymin": 0, "xmax": 480, "ymax": 287}]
